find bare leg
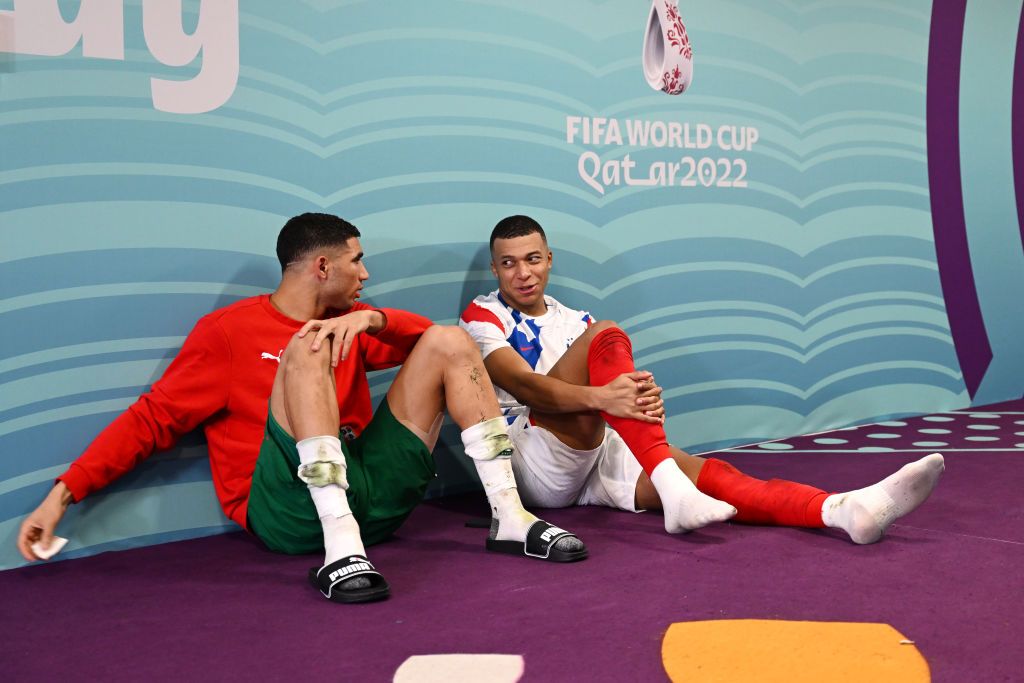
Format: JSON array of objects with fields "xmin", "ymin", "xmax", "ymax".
[
  {"xmin": 385, "ymin": 326, "xmax": 501, "ymax": 435},
  {"xmin": 270, "ymin": 333, "xmax": 369, "ymax": 585},
  {"xmin": 270, "ymin": 333, "xmax": 338, "ymax": 439},
  {"xmin": 384, "ymin": 327, "xmax": 585, "ymax": 555},
  {"xmin": 529, "ymin": 321, "xmax": 614, "ymax": 450},
  {"xmin": 666, "ymin": 447, "xmax": 945, "ymax": 544},
  {"xmin": 516, "ymin": 324, "xmax": 732, "ymax": 530},
  {"xmin": 529, "ymin": 324, "xmax": 946, "ymax": 543}
]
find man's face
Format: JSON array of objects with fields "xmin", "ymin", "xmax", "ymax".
[
  {"xmin": 323, "ymin": 237, "xmax": 369, "ymax": 310},
  {"xmin": 490, "ymin": 232, "xmax": 552, "ymax": 316}
]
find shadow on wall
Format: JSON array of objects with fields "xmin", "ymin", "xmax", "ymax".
[
  {"xmin": 121, "ymin": 255, "xmax": 280, "ymax": 519},
  {"xmin": 144, "ymin": 256, "xmax": 280, "ymax": 381},
  {"xmin": 459, "ymin": 244, "xmax": 494, "ymax": 313},
  {"xmin": 214, "ymin": 257, "xmax": 279, "ymax": 310}
]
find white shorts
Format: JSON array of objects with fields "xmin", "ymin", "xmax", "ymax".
[{"xmin": 507, "ymin": 412, "xmax": 643, "ymax": 512}]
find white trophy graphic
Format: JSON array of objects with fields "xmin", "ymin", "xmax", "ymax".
[{"xmin": 642, "ymin": 0, "xmax": 693, "ymax": 95}]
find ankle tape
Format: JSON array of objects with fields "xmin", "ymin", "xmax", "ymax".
[
  {"xmin": 462, "ymin": 417, "xmax": 514, "ymax": 461},
  {"xmin": 296, "ymin": 436, "xmax": 349, "ymax": 489},
  {"xmin": 475, "ymin": 457, "xmax": 517, "ymax": 497},
  {"xmin": 298, "ymin": 461, "xmax": 348, "ymax": 489}
]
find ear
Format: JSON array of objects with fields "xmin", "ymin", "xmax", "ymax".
[
  {"xmin": 489, "ymin": 260, "xmax": 498, "ymax": 278},
  {"xmin": 315, "ymin": 255, "xmax": 329, "ymax": 278}
]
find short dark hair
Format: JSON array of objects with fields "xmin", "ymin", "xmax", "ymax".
[
  {"xmin": 276, "ymin": 213, "xmax": 361, "ymax": 271},
  {"xmin": 490, "ymin": 215, "xmax": 547, "ymax": 252}
]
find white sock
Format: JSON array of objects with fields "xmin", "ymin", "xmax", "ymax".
[
  {"xmin": 296, "ymin": 435, "xmax": 366, "ymax": 566},
  {"xmin": 462, "ymin": 418, "xmax": 583, "ymax": 553},
  {"xmin": 462, "ymin": 419, "xmax": 537, "ymax": 542},
  {"xmin": 473, "ymin": 457, "xmax": 538, "ymax": 541},
  {"xmin": 822, "ymin": 453, "xmax": 945, "ymax": 544},
  {"xmin": 650, "ymin": 459, "xmax": 737, "ymax": 533},
  {"xmin": 320, "ymin": 515, "xmax": 365, "ymax": 565}
]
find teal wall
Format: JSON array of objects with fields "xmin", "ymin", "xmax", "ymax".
[{"xmin": 2, "ymin": 0, "xmax": 1022, "ymax": 569}]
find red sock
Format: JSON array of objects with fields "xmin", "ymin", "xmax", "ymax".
[
  {"xmin": 695, "ymin": 458, "xmax": 827, "ymax": 527},
  {"xmin": 587, "ymin": 327, "xmax": 672, "ymax": 476}
]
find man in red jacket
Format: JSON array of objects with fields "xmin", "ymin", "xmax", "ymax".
[{"xmin": 16, "ymin": 213, "xmax": 586, "ymax": 604}]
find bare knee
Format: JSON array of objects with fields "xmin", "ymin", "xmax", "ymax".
[
  {"xmin": 416, "ymin": 325, "xmax": 478, "ymax": 360},
  {"xmin": 581, "ymin": 319, "xmax": 621, "ymax": 342},
  {"xmin": 280, "ymin": 332, "xmax": 331, "ymax": 380},
  {"xmin": 589, "ymin": 319, "xmax": 619, "ymax": 334}
]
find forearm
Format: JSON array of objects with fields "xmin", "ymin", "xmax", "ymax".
[
  {"xmin": 365, "ymin": 309, "xmax": 387, "ymax": 334},
  {"xmin": 504, "ymin": 372, "xmax": 603, "ymax": 415},
  {"xmin": 365, "ymin": 306, "xmax": 432, "ymax": 347},
  {"xmin": 48, "ymin": 481, "xmax": 75, "ymax": 507}
]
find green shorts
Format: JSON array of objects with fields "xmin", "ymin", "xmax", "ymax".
[{"xmin": 247, "ymin": 398, "xmax": 434, "ymax": 554}]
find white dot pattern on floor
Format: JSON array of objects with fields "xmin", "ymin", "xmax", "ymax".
[
  {"xmin": 725, "ymin": 404, "xmax": 1024, "ymax": 453},
  {"xmin": 757, "ymin": 442, "xmax": 793, "ymax": 450}
]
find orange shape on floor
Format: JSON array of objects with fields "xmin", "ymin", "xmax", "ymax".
[{"xmin": 662, "ymin": 619, "xmax": 929, "ymax": 682}]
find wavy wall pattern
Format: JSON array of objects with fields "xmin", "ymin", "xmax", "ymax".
[{"xmin": 1, "ymin": 0, "xmax": 1021, "ymax": 569}]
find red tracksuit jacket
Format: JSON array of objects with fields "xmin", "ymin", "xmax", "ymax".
[{"xmin": 58, "ymin": 294, "xmax": 432, "ymax": 528}]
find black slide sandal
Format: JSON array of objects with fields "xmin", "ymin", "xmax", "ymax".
[
  {"xmin": 485, "ymin": 520, "xmax": 588, "ymax": 562},
  {"xmin": 308, "ymin": 555, "xmax": 390, "ymax": 604}
]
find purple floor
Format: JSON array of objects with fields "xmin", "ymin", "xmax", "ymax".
[{"xmin": 2, "ymin": 404, "xmax": 1023, "ymax": 682}]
